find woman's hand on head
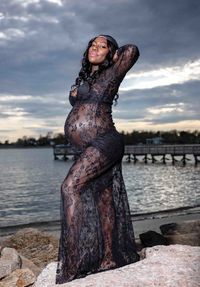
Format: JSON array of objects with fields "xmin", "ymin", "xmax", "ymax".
[{"xmin": 70, "ymin": 87, "xmax": 77, "ymax": 97}]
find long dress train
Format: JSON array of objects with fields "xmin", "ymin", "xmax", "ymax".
[{"xmin": 56, "ymin": 44, "xmax": 140, "ymax": 284}]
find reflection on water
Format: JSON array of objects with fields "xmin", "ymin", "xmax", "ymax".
[
  {"xmin": 0, "ymin": 148, "xmax": 199, "ymax": 227},
  {"xmin": 125, "ymin": 161, "xmax": 199, "ymax": 214}
]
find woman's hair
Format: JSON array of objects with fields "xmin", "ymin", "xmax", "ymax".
[{"xmin": 70, "ymin": 35, "xmax": 119, "ymax": 104}]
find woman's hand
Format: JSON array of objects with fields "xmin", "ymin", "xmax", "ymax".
[
  {"xmin": 70, "ymin": 86, "xmax": 78, "ymax": 97},
  {"xmin": 71, "ymin": 89, "xmax": 77, "ymax": 97}
]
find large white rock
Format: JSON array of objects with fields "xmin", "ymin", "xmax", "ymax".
[{"xmin": 34, "ymin": 244, "xmax": 200, "ymax": 287}]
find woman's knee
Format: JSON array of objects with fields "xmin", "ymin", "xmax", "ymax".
[{"xmin": 60, "ymin": 175, "xmax": 78, "ymax": 198}]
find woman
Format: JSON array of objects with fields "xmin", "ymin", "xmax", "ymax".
[{"xmin": 56, "ymin": 34, "xmax": 140, "ymax": 284}]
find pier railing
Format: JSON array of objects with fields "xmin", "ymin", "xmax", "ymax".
[
  {"xmin": 124, "ymin": 144, "xmax": 200, "ymax": 156},
  {"xmin": 53, "ymin": 144, "xmax": 200, "ymax": 164},
  {"xmin": 124, "ymin": 144, "xmax": 200, "ymax": 164},
  {"xmin": 53, "ymin": 144, "xmax": 77, "ymax": 160}
]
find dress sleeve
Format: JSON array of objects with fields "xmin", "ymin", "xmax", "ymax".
[{"xmin": 113, "ymin": 44, "xmax": 140, "ymax": 79}]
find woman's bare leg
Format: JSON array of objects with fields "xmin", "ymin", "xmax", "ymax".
[{"xmin": 97, "ymin": 186, "xmax": 116, "ymax": 270}]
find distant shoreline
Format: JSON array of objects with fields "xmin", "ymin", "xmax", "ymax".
[{"xmin": 0, "ymin": 145, "xmax": 53, "ymax": 149}]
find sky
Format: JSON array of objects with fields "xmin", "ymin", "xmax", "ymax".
[{"xmin": 0, "ymin": 0, "xmax": 200, "ymax": 142}]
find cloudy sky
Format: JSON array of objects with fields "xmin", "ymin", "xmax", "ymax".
[{"xmin": 0, "ymin": 0, "xmax": 200, "ymax": 142}]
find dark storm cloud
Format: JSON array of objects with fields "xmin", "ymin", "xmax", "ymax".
[
  {"xmin": 0, "ymin": 0, "xmax": 200, "ymax": 138},
  {"xmin": 114, "ymin": 80, "xmax": 200, "ymax": 125},
  {"xmin": 66, "ymin": 0, "xmax": 200, "ymax": 67},
  {"xmin": 1, "ymin": 0, "xmax": 200, "ymax": 94},
  {"xmin": 120, "ymin": 80, "xmax": 200, "ymax": 107}
]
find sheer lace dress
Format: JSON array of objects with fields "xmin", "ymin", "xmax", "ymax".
[{"xmin": 56, "ymin": 44, "xmax": 140, "ymax": 284}]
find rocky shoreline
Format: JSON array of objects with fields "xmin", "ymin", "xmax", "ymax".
[
  {"xmin": 0, "ymin": 228, "xmax": 58, "ymax": 287},
  {"xmin": 0, "ymin": 215, "xmax": 200, "ymax": 287}
]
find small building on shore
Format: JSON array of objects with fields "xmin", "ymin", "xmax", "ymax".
[{"xmin": 146, "ymin": 136, "xmax": 164, "ymax": 145}]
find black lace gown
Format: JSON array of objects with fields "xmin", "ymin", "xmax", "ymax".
[{"xmin": 56, "ymin": 44, "xmax": 140, "ymax": 284}]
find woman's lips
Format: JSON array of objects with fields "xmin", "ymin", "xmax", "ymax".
[{"xmin": 89, "ymin": 52, "xmax": 98, "ymax": 57}]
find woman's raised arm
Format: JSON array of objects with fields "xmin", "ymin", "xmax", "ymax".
[{"xmin": 113, "ymin": 44, "xmax": 140, "ymax": 79}]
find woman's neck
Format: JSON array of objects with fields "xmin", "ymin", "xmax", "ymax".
[{"xmin": 91, "ymin": 65, "xmax": 99, "ymax": 75}]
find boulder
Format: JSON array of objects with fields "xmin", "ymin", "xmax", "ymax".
[
  {"xmin": 160, "ymin": 220, "xmax": 200, "ymax": 235},
  {"xmin": 0, "ymin": 268, "xmax": 36, "ymax": 287},
  {"xmin": 34, "ymin": 244, "xmax": 200, "ymax": 287},
  {"xmin": 20, "ymin": 255, "xmax": 42, "ymax": 277},
  {"xmin": 0, "ymin": 247, "xmax": 21, "ymax": 279},
  {"xmin": 160, "ymin": 220, "xmax": 200, "ymax": 246},
  {"xmin": 165, "ymin": 232, "xmax": 200, "ymax": 246},
  {"xmin": 139, "ymin": 230, "xmax": 168, "ymax": 247}
]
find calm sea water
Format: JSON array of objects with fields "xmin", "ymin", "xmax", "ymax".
[{"xmin": 0, "ymin": 148, "xmax": 199, "ymax": 227}]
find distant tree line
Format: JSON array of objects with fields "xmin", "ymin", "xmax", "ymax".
[
  {"xmin": 0, "ymin": 132, "xmax": 66, "ymax": 147},
  {"xmin": 0, "ymin": 130, "xmax": 200, "ymax": 147},
  {"xmin": 121, "ymin": 130, "xmax": 200, "ymax": 145}
]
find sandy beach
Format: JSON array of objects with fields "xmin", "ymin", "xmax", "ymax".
[
  {"xmin": 1, "ymin": 206, "xmax": 199, "ymax": 240},
  {"xmin": 132, "ymin": 208, "xmax": 200, "ymax": 238}
]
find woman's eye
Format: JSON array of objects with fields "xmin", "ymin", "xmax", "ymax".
[{"xmin": 91, "ymin": 43, "xmax": 107, "ymax": 49}]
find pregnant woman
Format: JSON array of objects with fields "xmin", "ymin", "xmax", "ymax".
[{"xmin": 56, "ymin": 34, "xmax": 140, "ymax": 284}]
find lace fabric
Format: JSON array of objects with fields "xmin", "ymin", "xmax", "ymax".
[{"xmin": 56, "ymin": 44, "xmax": 140, "ymax": 284}]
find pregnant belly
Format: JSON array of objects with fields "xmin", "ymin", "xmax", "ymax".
[
  {"xmin": 64, "ymin": 104, "xmax": 98, "ymax": 146},
  {"xmin": 64, "ymin": 103, "xmax": 115, "ymax": 147}
]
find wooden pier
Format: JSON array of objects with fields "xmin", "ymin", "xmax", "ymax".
[
  {"xmin": 53, "ymin": 144, "xmax": 77, "ymax": 161},
  {"xmin": 124, "ymin": 144, "xmax": 200, "ymax": 165},
  {"xmin": 53, "ymin": 144, "xmax": 200, "ymax": 165}
]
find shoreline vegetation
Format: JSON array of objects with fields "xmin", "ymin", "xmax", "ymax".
[{"xmin": 1, "ymin": 130, "xmax": 200, "ymax": 148}]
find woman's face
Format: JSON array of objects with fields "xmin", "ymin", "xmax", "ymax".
[{"xmin": 88, "ymin": 36, "xmax": 109, "ymax": 65}]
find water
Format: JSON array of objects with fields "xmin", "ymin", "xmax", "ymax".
[{"xmin": 0, "ymin": 148, "xmax": 199, "ymax": 227}]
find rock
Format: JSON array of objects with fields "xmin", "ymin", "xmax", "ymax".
[
  {"xmin": 15, "ymin": 268, "xmax": 36, "ymax": 287},
  {"xmin": 160, "ymin": 220, "xmax": 200, "ymax": 246},
  {"xmin": 160, "ymin": 220, "xmax": 200, "ymax": 235},
  {"xmin": 160, "ymin": 222, "xmax": 178, "ymax": 234},
  {"xmin": 34, "ymin": 245, "xmax": 200, "ymax": 287},
  {"xmin": 0, "ymin": 247, "xmax": 21, "ymax": 279},
  {"xmin": 20, "ymin": 255, "xmax": 42, "ymax": 277},
  {"xmin": 0, "ymin": 268, "xmax": 36, "ymax": 287},
  {"xmin": 0, "ymin": 270, "xmax": 19, "ymax": 287},
  {"xmin": 165, "ymin": 232, "xmax": 200, "ymax": 246},
  {"xmin": 139, "ymin": 230, "xmax": 168, "ymax": 247},
  {"xmin": 1, "ymin": 228, "xmax": 59, "ymax": 268}
]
